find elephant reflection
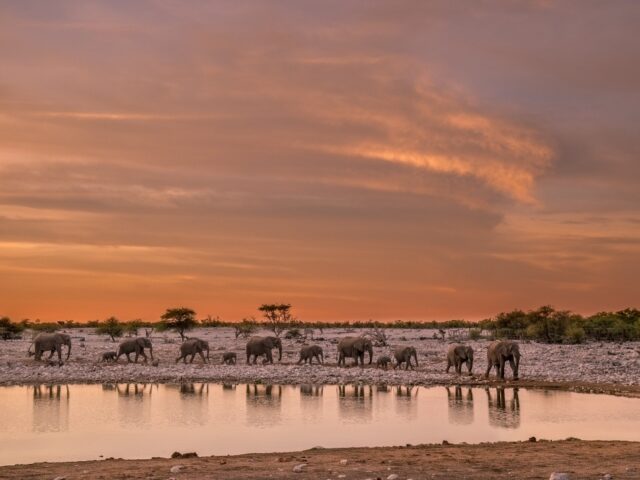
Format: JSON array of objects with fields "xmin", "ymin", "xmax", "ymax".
[
  {"xmin": 32, "ymin": 384, "xmax": 70, "ymax": 432},
  {"xmin": 337, "ymin": 384, "xmax": 373, "ymax": 421},
  {"xmin": 486, "ymin": 387, "xmax": 520, "ymax": 428},
  {"xmin": 116, "ymin": 383, "xmax": 152, "ymax": 397},
  {"xmin": 395, "ymin": 385, "xmax": 417, "ymax": 397},
  {"xmin": 222, "ymin": 383, "xmax": 237, "ymax": 390},
  {"xmin": 446, "ymin": 386, "xmax": 474, "ymax": 425},
  {"xmin": 376, "ymin": 384, "xmax": 390, "ymax": 393},
  {"xmin": 245, "ymin": 384, "xmax": 283, "ymax": 426},
  {"xmin": 300, "ymin": 384, "xmax": 323, "ymax": 396},
  {"xmin": 179, "ymin": 383, "xmax": 209, "ymax": 396}
]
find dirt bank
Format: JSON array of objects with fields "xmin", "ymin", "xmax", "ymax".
[{"xmin": 1, "ymin": 440, "xmax": 638, "ymax": 479}]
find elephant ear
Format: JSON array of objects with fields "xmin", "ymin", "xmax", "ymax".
[{"xmin": 353, "ymin": 338, "xmax": 364, "ymax": 349}]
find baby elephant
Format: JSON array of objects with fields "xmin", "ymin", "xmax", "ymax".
[
  {"xmin": 446, "ymin": 344, "xmax": 474, "ymax": 375},
  {"xmin": 101, "ymin": 351, "xmax": 117, "ymax": 363},
  {"xmin": 376, "ymin": 355, "xmax": 392, "ymax": 369},
  {"xmin": 222, "ymin": 352, "xmax": 237, "ymax": 365},
  {"xmin": 298, "ymin": 345, "xmax": 324, "ymax": 365}
]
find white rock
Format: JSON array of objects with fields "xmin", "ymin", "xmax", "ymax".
[
  {"xmin": 339, "ymin": 459, "xmax": 348, "ymax": 465},
  {"xmin": 53, "ymin": 477, "xmax": 66, "ymax": 480},
  {"xmin": 601, "ymin": 475, "xmax": 612, "ymax": 480},
  {"xmin": 549, "ymin": 474, "xmax": 570, "ymax": 480},
  {"xmin": 169, "ymin": 465, "xmax": 183, "ymax": 473},
  {"xmin": 293, "ymin": 463, "xmax": 307, "ymax": 473},
  {"xmin": 387, "ymin": 475, "xmax": 399, "ymax": 480}
]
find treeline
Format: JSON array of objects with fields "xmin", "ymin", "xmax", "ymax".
[{"xmin": 2, "ymin": 305, "xmax": 640, "ymax": 344}]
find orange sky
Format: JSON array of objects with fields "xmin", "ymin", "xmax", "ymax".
[{"xmin": 1, "ymin": 1, "xmax": 639, "ymax": 322}]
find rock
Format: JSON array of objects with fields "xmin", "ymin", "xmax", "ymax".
[
  {"xmin": 442, "ymin": 440, "xmax": 450, "ymax": 445},
  {"xmin": 528, "ymin": 436, "xmax": 537, "ymax": 442},
  {"xmin": 293, "ymin": 463, "xmax": 307, "ymax": 473},
  {"xmin": 169, "ymin": 465, "xmax": 183, "ymax": 473},
  {"xmin": 549, "ymin": 474, "xmax": 570, "ymax": 480},
  {"xmin": 339, "ymin": 459, "xmax": 348, "ymax": 465},
  {"xmin": 53, "ymin": 477, "xmax": 66, "ymax": 480},
  {"xmin": 601, "ymin": 475, "xmax": 612, "ymax": 480},
  {"xmin": 387, "ymin": 475, "xmax": 399, "ymax": 480},
  {"xmin": 151, "ymin": 359, "xmax": 160, "ymax": 367}
]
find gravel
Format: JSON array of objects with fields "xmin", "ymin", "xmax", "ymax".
[{"xmin": 1, "ymin": 327, "xmax": 639, "ymax": 387}]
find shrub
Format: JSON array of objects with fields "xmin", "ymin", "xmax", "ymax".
[
  {"xmin": 284, "ymin": 328, "xmax": 302, "ymax": 339},
  {"xmin": 160, "ymin": 307, "xmax": 198, "ymax": 340},
  {"xmin": 0, "ymin": 317, "xmax": 24, "ymax": 340},
  {"xmin": 96, "ymin": 317, "xmax": 124, "ymax": 342},
  {"xmin": 234, "ymin": 318, "xmax": 258, "ymax": 339},
  {"xmin": 564, "ymin": 324, "xmax": 586, "ymax": 344},
  {"xmin": 468, "ymin": 328, "xmax": 482, "ymax": 341}
]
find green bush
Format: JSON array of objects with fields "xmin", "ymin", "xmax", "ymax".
[
  {"xmin": 468, "ymin": 328, "xmax": 482, "ymax": 340},
  {"xmin": 564, "ymin": 324, "xmax": 586, "ymax": 344}
]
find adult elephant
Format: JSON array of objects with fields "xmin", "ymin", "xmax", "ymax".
[
  {"xmin": 393, "ymin": 346, "xmax": 418, "ymax": 370},
  {"xmin": 485, "ymin": 340, "xmax": 520, "ymax": 380},
  {"xmin": 337, "ymin": 336, "xmax": 373, "ymax": 367},
  {"xmin": 246, "ymin": 336, "xmax": 282, "ymax": 364},
  {"xmin": 28, "ymin": 333, "xmax": 72, "ymax": 364},
  {"xmin": 446, "ymin": 344, "xmax": 474, "ymax": 375},
  {"xmin": 175, "ymin": 338, "xmax": 209, "ymax": 364},
  {"xmin": 117, "ymin": 337, "xmax": 154, "ymax": 363},
  {"xmin": 297, "ymin": 345, "xmax": 323, "ymax": 365}
]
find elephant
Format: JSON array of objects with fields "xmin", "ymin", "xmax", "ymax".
[
  {"xmin": 446, "ymin": 344, "xmax": 474, "ymax": 375},
  {"xmin": 393, "ymin": 346, "xmax": 418, "ymax": 370},
  {"xmin": 297, "ymin": 345, "xmax": 323, "ymax": 365},
  {"xmin": 28, "ymin": 333, "xmax": 72, "ymax": 364},
  {"xmin": 175, "ymin": 338, "xmax": 209, "ymax": 364},
  {"xmin": 337, "ymin": 336, "xmax": 373, "ymax": 367},
  {"xmin": 222, "ymin": 352, "xmax": 237, "ymax": 365},
  {"xmin": 101, "ymin": 351, "xmax": 117, "ymax": 362},
  {"xmin": 116, "ymin": 337, "xmax": 154, "ymax": 363},
  {"xmin": 485, "ymin": 340, "xmax": 520, "ymax": 380},
  {"xmin": 246, "ymin": 336, "xmax": 282, "ymax": 364},
  {"xmin": 376, "ymin": 355, "xmax": 392, "ymax": 369}
]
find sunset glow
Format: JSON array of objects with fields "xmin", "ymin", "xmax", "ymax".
[{"xmin": 1, "ymin": 1, "xmax": 639, "ymax": 322}]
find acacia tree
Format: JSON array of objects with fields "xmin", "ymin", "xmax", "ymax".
[
  {"xmin": 160, "ymin": 307, "xmax": 197, "ymax": 340},
  {"xmin": 258, "ymin": 303, "xmax": 293, "ymax": 337},
  {"xmin": 234, "ymin": 317, "xmax": 258, "ymax": 339},
  {"xmin": 96, "ymin": 317, "xmax": 124, "ymax": 342}
]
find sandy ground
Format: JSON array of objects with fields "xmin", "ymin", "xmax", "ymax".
[
  {"xmin": 1, "ymin": 327, "xmax": 639, "ymax": 395},
  {"xmin": 1, "ymin": 440, "xmax": 638, "ymax": 479}
]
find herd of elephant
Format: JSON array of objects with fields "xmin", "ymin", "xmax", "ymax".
[{"xmin": 26, "ymin": 332, "xmax": 521, "ymax": 380}]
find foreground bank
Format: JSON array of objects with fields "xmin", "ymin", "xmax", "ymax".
[{"xmin": 1, "ymin": 440, "xmax": 638, "ymax": 479}]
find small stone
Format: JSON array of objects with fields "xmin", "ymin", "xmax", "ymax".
[
  {"xmin": 549, "ymin": 474, "xmax": 570, "ymax": 480},
  {"xmin": 339, "ymin": 459, "xmax": 348, "ymax": 465},
  {"xmin": 53, "ymin": 477, "xmax": 66, "ymax": 480},
  {"xmin": 170, "ymin": 465, "xmax": 183, "ymax": 473},
  {"xmin": 442, "ymin": 440, "xmax": 450, "ymax": 445},
  {"xmin": 601, "ymin": 475, "xmax": 612, "ymax": 480},
  {"xmin": 387, "ymin": 475, "xmax": 399, "ymax": 480},
  {"xmin": 293, "ymin": 463, "xmax": 307, "ymax": 473}
]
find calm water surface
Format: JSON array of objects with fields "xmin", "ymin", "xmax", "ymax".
[{"xmin": 1, "ymin": 383, "xmax": 639, "ymax": 465}]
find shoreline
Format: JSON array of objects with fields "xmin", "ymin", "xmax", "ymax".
[
  {"xmin": 1, "ymin": 440, "xmax": 639, "ymax": 479},
  {"xmin": 2, "ymin": 375, "xmax": 640, "ymax": 398}
]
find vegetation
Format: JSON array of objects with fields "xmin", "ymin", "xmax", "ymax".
[
  {"xmin": 258, "ymin": 303, "xmax": 293, "ymax": 338},
  {"xmin": 96, "ymin": 317, "xmax": 124, "ymax": 342},
  {"xmin": 233, "ymin": 317, "xmax": 259, "ymax": 339},
  {"xmin": 0, "ymin": 317, "xmax": 25, "ymax": 340},
  {"xmin": 159, "ymin": 307, "xmax": 198, "ymax": 340}
]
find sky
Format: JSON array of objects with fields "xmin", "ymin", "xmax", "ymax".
[{"xmin": 1, "ymin": 1, "xmax": 639, "ymax": 322}]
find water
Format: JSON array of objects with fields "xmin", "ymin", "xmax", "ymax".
[{"xmin": 1, "ymin": 383, "xmax": 639, "ymax": 465}]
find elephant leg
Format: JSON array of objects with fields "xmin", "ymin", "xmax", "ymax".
[
  {"xmin": 134, "ymin": 351, "xmax": 140, "ymax": 363},
  {"xmin": 266, "ymin": 350, "xmax": 273, "ymax": 364},
  {"xmin": 446, "ymin": 359, "xmax": 452, "ymax": 373},
  {"xmin": 252, "ymin": 354, "xmax": 258, "ymax": 365},
  {"xmin": 197, "ymin": 351, "xmax": 206, "ymax": 363},
  {"xmin": 48, "ymin": 349, "xmax": 55, "ymax": 359},
  {"xmin": 508, "ymin": 357, "xmax": 518, "ymax": 379},
  {"xmin": 484, "ymin": 361, "xmax": 492, "ymax": 379},
  {"xmin": 175, "ymin": 354, "xmax": 183, "ymax": 364},
  {"xmin": 498, "ymin": 358, "xmax": 505, "ymax": 379},
  {"xmin": 56, "ymin": 347, "xmax": 63, "ymax": 365}
]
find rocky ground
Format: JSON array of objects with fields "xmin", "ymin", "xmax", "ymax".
[
  {"xmin": 1, "ymin": 328, "xmax": 639, "ymax": 394},
  {"xmin": 1, "ymin": 440, "xmax": 638, "ymax": 480}
]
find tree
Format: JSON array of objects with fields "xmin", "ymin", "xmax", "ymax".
[
  {"xmin": 96, "ymin": 317, "xmax": 124, "ymax": 342},
  {"xmin": 123, "ymin": 319, "xmax": 142, "ymax": 337},
  {"xmin": 0, "ymin": 317, "xmax": 24, "ymax": 340},
  {"xmin": 234, "ymin": 317, "xmax": 258, "ymax": 339},
  {"xmin": 160, "ymin": 307, "xmax": 197, "ymax": 340},
  {"xmin": 258, "ymin": 303, "xmax": 293, "ymax": 337}
]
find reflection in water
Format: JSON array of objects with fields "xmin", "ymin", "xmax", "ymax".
[
  {"xmin": 116, "ymin": 383, "xmax": 153, "ymax": 397},
  {"xmin": 376, "ymin": 384, "xmax": 389, "ymax": 393},
  {"xmin": 115, "ymin": 383, "xmax": 153, "ymax": 427},
  {"xmin": 486, "ymin": 387, "xmax": 520, "ymax": 429},
  {"xmin": 338, "ymin": 384, "xmax": 373, "ymax": 422},
  {"xmin": 394, "ymin": 385, "xmax": 418, "ymax": 420},
  {"xmin": 32, "ymin": 384, "xmax": 70, "ymax": 433},
  {"xmin": 222, "ymin": 383, "xmax": 237, "ymax": 390},
  {"xmin": 446, "ymin": 386, "xmax": 474, "ymax": 425},
  {"xmin": 180, "ymin": 383, "xmax": 209, "ymax": 396},
  {"xmin": 300, "ymin": 384, "xmax": 323, "ymax": 396},
  {"xmin": 245, "ymin": 384, "xmax": 282, "ymax": 427}
]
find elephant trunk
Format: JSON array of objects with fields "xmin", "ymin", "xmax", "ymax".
[
  {"xmin": 66, "ymin": 341, "xmax": 71, "ymax": 360},
  {"xmin": 149, "ymin": 346, "xmax": 154, "ymax": 360},
  {"xmin": 277, "ymin": 344, "xmax": 282, "ymax": 361},
  {"xmin": 513, "ymin": 352, "xmax": 520, "ymax": 379},
  {"xmin": 367, "ymin": 345, "xmax": 373, "ymax": 364},
  {"xmin": 413, "ymin": 351, "xmax": 418, "ymax": 367}
]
